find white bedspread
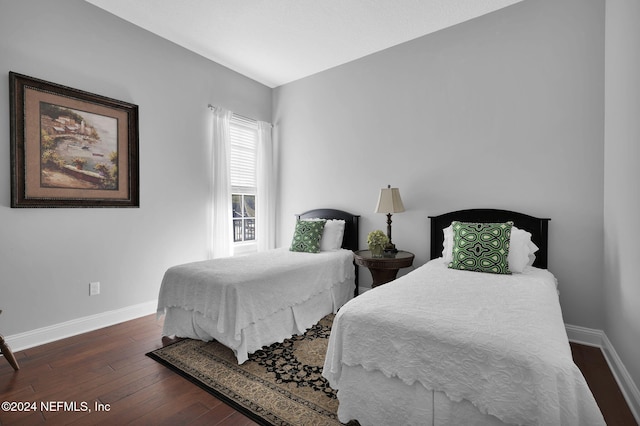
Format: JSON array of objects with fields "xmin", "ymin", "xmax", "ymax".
[
  {"xmin": 158, "ymin": 248, "xmax": 354, "ymax": 344},
  {"xmin": 323, "ymin": 259, "xmax": 605, "ymax": 426}
]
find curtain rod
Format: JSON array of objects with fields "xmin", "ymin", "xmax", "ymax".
[{"xmin": 208, "ymin": 104, "xmax": 272, "ymax": 127}]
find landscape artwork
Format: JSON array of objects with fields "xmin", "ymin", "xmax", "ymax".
[
  {"xmin": 40, "ymin": 103, "xmax": 119, "ymax": 190},
  {"xmin": 10, "ymin": 72, "xmax": 139, "ymax": 207}
]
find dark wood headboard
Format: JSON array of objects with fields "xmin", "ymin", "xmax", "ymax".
[
  {"xmin": 295, "ymin": 208, "xmax": 361, "ymax": 296},
  {"xmin": 428, "ymin": 209, "xmax": 550, "ymax": 269},
  {"xmin": 296, "ymin": 208, "xmax": 360, "ymax": 252}
]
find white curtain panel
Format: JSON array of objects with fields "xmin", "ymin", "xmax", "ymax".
[
  {"xmin": 256, "ymin": 121, "xmax": 276, "ymax": 251},
  {"xmin": 210, "ymin": 107, "xmax": 234, "ymax": 259}
]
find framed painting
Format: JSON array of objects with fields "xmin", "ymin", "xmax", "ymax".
[{"xmin": 9, "ymin": 72, "xmax": 139, "ymax": 207}]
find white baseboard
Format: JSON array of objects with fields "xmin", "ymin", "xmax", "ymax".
[
  {"xmin": 565, "ymin": 323, "xmax": 605, "ymax": 347},
  {"xmin": 4, "ymin": 300, "xmax": 158, "ymax": 352},
  {"xmin": 566, "ymin": 323, "xmax": 640, "ymax": 423}
]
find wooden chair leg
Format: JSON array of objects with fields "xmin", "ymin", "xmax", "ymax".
[{"xmin": 0, "ymin": 334, "xmax": 20, "ymax": 371}]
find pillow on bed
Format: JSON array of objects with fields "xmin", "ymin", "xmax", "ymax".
[
  {"xmin": 302, "ymin": 218, "xmax": 346, "ymax": 251},
  {"xmin": 290, "ymin": 219, "xmax": 326, "ymax": 253},
  {"xmin": 448, "ymin": 221, "xmax": 513, "ymax": 274},
  {"xmin": 442, "ymin": 223, "xmax": 538, "ymax": 272},
  {"xmin": 509, "ymin": 227, "xmax": 539, "ymax": 272},
  {"xmin": 527, "ymin": 245, "xmax": 539, "ymax": 267},
  {"xmin": 320, "ymin": 219, "xmax": 346, "ymax": 251},
  {"xmin": 442, "ymin": 224, "xmax": 454, "ymax": 263}
]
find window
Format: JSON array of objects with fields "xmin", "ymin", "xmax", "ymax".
[
  {"xmin": 230, "ymin": 115, "xmax": 258, "ymax": 245},
  {"xmin": 232, "ymin": 194, "xmax": 255, "ymax": 242}
]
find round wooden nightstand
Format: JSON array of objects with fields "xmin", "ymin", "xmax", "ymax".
[{"xmin": 353, "ymin": 250, "xmax": 415, "ymax": 288}]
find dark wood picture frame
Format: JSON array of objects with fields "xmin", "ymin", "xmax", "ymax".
[{"xmin": 9, "ymin": 72, "xmax": 139, "ymax": 207}]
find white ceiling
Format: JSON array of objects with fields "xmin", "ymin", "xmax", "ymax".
[{"xmin": 85, "ymin": 0, "xmax": 523, "ymax": 88}]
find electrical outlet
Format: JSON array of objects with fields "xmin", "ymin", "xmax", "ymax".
[{"xmin": 89, "ymin": 282, "xmax": 100, "ymax": 296}]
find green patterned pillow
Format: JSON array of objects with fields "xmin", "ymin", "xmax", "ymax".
[
  {"xmin": 290, "ymin": 220, "xmax": 326, "ymax": 253},
  {"xmin": 448, "ymin": 221, "xmax": 513, "ymax": 274}
]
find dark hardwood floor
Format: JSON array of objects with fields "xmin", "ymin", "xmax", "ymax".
[
  {"xmin": 570, "ymin": 342, "xmax": 638, "ymax": 425},
  {"xmin": 0, "ymin": 315, "xmax": 636, "ymax": 425}
]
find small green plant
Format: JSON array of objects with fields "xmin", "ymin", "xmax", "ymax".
[{"xmin": 367, "ymin": 230, "xmax": 389, "ymax": 247}]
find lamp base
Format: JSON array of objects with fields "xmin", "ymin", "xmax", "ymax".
[{"xmin": 384, "ymin": 242, "xmax": 398, "ymax": 256}]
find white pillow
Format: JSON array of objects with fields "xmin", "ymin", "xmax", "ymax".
[
  {"xmin": 508, "ymin": 227, "xmax": 539, "ymax": 273},
  {"xmin": 441, "ymin": 223, "xmax": 538, "ymax": 272},
  {"xmin": 442, "ymin": 224, "xmax": 454, "ymax": 263},
  {"xmin": 526, "ymin": 240, "xmax": 539, "ymax": 267},
  {"xmin": 303, "ymin": 218, "xmax": 346, "ymax": 251}
]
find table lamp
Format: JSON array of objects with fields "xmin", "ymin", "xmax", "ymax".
[{"xmin": 375, "ymin": 185, "xmax": 405, "ymax": 253}]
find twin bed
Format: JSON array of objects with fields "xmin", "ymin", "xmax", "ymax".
[
  {"xmin": 157, "ymin": 208, "xmax": 359, "ymax": 364},
  {"xmin": 157, "ymin": 207, "xmax": 605, "ymax": 425},
  {"xmin": 323, "ymin": 209, "xmax": 605, "ymax": 426}
]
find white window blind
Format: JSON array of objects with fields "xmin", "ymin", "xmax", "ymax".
[
  {"xmin": 230, "ymin": 114, "xmax": 258, "ymax": 247},
  {"xmin": 230, "ymin": 115, "xmax": 258, "ymax": 193}
]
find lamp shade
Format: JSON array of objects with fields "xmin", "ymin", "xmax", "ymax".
[{"xmin": 375, "ymin": 186, "xmax": 405, "ymax": 214}]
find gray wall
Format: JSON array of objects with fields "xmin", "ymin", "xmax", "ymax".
[
  {"xmin": 604, "ymin": 0, "xmax": 640, "ymax": 396},
  {"xmin": 0, "ymin": 0, "xmax": 271, "ymax": 335},
  {"xmin": 274, "ymin": 0, "xmax": 605, "ymax": 330}
]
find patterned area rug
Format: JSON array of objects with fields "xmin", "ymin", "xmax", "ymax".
[{"xmin": 147, "ymin": 314, "xmax": 353, "ymax": 426}]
